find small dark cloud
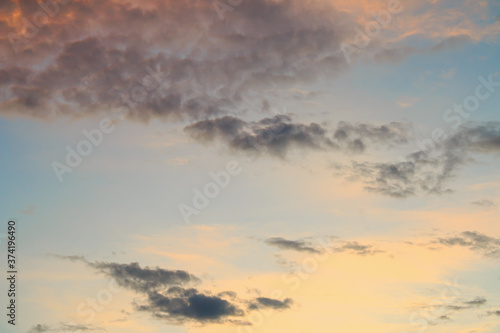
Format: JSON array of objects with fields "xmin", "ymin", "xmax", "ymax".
[
  {"xmin": 137, "ymin": 288, "xmax": 244, "ymax": 324},
  {"xmin": 430, "ymin": 231, "xmax": 500, "ymax": 259},
  {"xmin": 87, "ymin": 261, "xmax": 199, "ymax": 293},
  {"xmin": 248, "ymin": 297, "xmax": 293, "ymax": 310},
  {"xmin": 52, "ymin": 255, "xmax": 198, "ymax": 292},
  {"xmin": 265, "ymin": 237, "xmax": 321, "ymax": 254}
]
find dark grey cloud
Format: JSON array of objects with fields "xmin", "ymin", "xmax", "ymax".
[
  {"xmin": 52, "ymin": 255, "xmax": 198, "ymax": 292},
  {"xmin": 343, "ymin": 150, "xmax": 455, "ymax": 198},
  {"xmin": 248, "ymin": 297, "xmax": 293, "ymax": 310},
  {"xmin": 87, "ymin": 261, "xmax": 199, "ymax": 293},
  {"xmin": 186, "ymin": 115, "xmax": 337, "ymax": 158},
  {"xmin": 186, "ymin": 116, "xmax": 411, "ymax": 158},
  {"xmin": 443, "ymin": 122, "xmax": 500, "ymax": 154},
  {"xmin": 187, "ymin": 119, "xmax": 499, "ymax": 198},
  {"xmin": 137, "ymin": 287, "xmax": 245, "ymax": 324},
  {"xmin": 53, "ymin": 255, "xmax": 292, "ymax": 325},
  {"xmin": 333, "ymin": 121, "xmax": 412, "ymax": 153},
  {"xmin": 336, "ymin": 122, "xmax": 500, "ymax": 198},
  {"xmin": 265, "ymin": 237, "xmax": 322, "ymax": 254},
  {"xmin": 429, "ymin": 231, "xmax": 500, "ymax": 259}
]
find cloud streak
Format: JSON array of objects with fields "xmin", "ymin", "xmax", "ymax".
[{"xmin": 265, "ymin": 237, "xmax": 322, "ymax": 254}]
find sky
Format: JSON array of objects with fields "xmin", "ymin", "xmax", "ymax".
[{"xmin": 0, "ymin": 0, "xmax": 500, "ymax": 332}]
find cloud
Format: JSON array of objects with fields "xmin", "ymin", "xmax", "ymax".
[
  {"xmin": 336, "ymin": 122, "xmax": 500, "ymax": 198},
  {"xmin": 443, "ymin": 297, "xmax": 487, "ymax": 312},
  {"xmin": 27, "ymin": 323, "xmax": 103, "ymax": 332},
  {"xmin": 48, "ymin": 254, "xmax": 87, "ymax": 262},
  {"xmin": 333, "ymin": 241, "xmax": 384, "ymax": 256},
  {"xmin": 265, "ymin": 237, "xmax": 321, "ymax": 254},
  {"xmin": 137, "ymin": 287, "xmax": 244, "ymax": 324},
  {"xmin": 265, "ymin": 236, "xmax": 383, "ymax": 257},
  {"xmin": 52, "ymin": 256, "xmax": 292, "ymax": 325},
  {"xmin": 487, "ymin": 310, "xmax": 500, "ymax": 316},
  {"xmin": 86, "ymin": 261, "xmax": 199, "ymax": 293},
  {"xmin": 443, "ymin": 122, "xmax": 500, "ymax": 155},
  {"xmin": 470, "ymin": 199, "xmax": 496, "ymax": 209},
  {"xmin": 0, "ymin": 0, "xmax": 352, "ymax": 121},
  {"xmin": 248, "ymin": 297, "xmax": 293, "ymax": 310},
  {"xmin": 28, "ymin": 325, "xmax": 51, "ymax": 333},
  {"xmin": 187, "ymin": 119, "xmax": 499, "ymax": 198},
  {"xmin": 52, "ymin": 255, "xmax": 198, "ymax": 292},
  {"xmin": 333, "ymin": 121, "xmax": 411, "ymax": 152},
  {"xmin": 337, "ymin": 151, "xmax": 454, "ymax": 198},
  {"xmin": 463, "ymin": 297, "xmax": 487, "ymax": 306},
  {"xmin": 186, "ymin": 116, "xmax": 412, "ymax": 158},
  {"xmin": 185, "ymin": 115, "xmax": 337, "ymax": 158},
  {"xmin": 1, "ymin": 0, "xmax": 498, "ymax": 122},
  {"xmin": 414, "ymin": 295, "xmax": 488, "ymax": 324},
  {"xmin": 429, "ymin": 231, "xmax": 500, "ymax": 259}
]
